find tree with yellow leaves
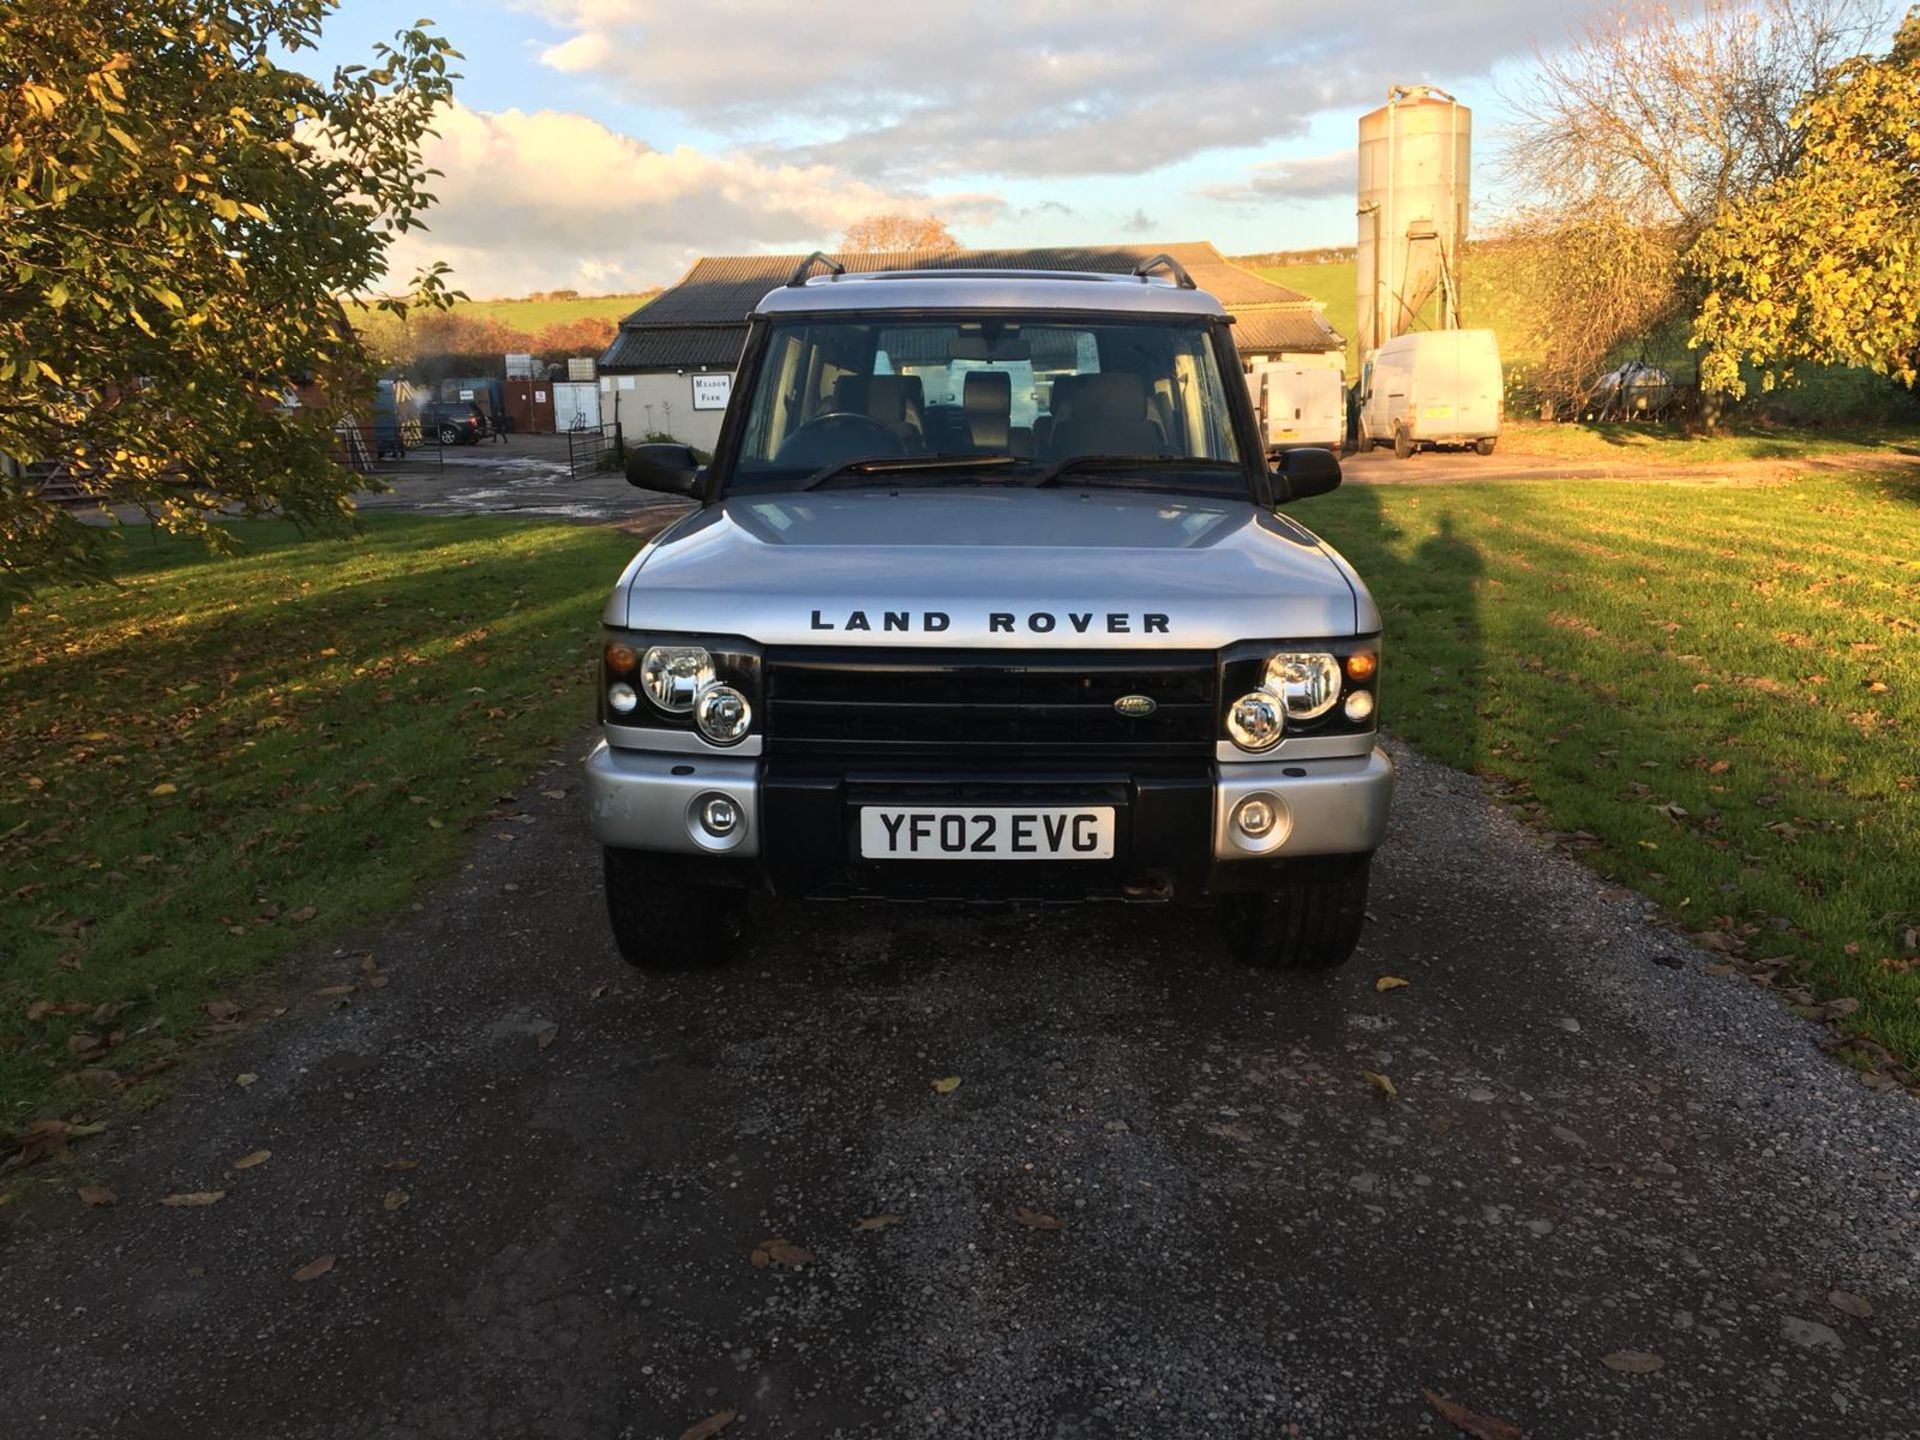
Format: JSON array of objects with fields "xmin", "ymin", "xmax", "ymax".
[
  {"xmin": 1692, "ymin": 9, "xmax": 1920, "ymax": 396},
  {"xmin": 0, "ymin": 1, "xmax": 460, "ymax": 609}
]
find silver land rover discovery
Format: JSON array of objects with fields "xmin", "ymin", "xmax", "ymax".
[{"xmin": 584, "ymin": 254, "xmax": 1393, "ymax": 970}]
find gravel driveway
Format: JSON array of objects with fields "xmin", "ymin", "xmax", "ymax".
[{"xmin": 3, "ymin": 743, "xmax": 1916, "ymax": 1438}]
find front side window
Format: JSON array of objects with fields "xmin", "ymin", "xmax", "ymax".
[{"xmin": 729, "ymin": 315, "xmax": 1245, "ymax": 495}]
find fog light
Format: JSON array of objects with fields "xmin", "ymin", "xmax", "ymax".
[
  {"xmin": 695, "ymin": 683, "xmax": 751, "ymax": 745},
  {"xmin": 607, "ymin": 682, "xmax": 638, "ymax": 715},
  {"xmin": 699, "ymin": 794, "xmax": 739, "ymax": 836},
  {"xmin": 1344, "ymin": 690, "xmax": 1376, "ymax": 723},
  {"xmin": 1234, "ymin": 795, "xmax": 1278, "ymax": 838},
  {"xmin": 1226, "ymin": 691, "xmax": 1284, "ymax": 751}
]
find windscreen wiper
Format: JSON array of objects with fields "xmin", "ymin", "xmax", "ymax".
[
  {"xmin": 799, "ymin": 453, "xmax": 1025, "ymax": 491},
  {"xmin": 1023, "ymin": 454, "xmax": 1242, "ymax": 488}
]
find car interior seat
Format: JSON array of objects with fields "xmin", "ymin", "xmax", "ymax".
[{"xmin": 1045, "ymin": 372, "xmax": 1171, "ymax": 458}]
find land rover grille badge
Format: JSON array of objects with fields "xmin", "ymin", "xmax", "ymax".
[{"xmin": 1113, "ymin": 695, "xmax": 1158, "ymax": 718}]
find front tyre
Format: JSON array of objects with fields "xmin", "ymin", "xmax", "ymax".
[
  {"xmin": 438, "ymin": 423, "xmax": 461, "ymax": 445},
  {"xmin": 1474, "ymin": 437, "xmax": 1497, "ymax": 456},
  {"xmin": 1393, "ymin": 426, "xmax": 1415, "ymax": 460},
  {"xmin": 1218, "ymin": 855, "xmax": 1371, "ymax": 971},
  {"xmin": 603, "ymin": 847, "xmax": 741, "ymax": 970}
]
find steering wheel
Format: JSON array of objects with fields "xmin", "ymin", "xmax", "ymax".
[{"xmin": 773, "ymin": 411, "xmax": 903, "ymax": 469}]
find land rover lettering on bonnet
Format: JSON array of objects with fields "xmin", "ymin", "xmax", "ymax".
[{"xmin": 585, "ymin": 253, "xmax": 1392, "ymax": 971}]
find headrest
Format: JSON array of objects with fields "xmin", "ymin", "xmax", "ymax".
[
  {"xmin": 865, "ymin": 375, "xmax": 921, "ymax": 425},
  {"xmin": 963, "ymin": 369, "xmax": 1012, "ymax": 417},
  {"xmin": 831, "ymin": 374, "xmax": 868, "ymax": 414},
  {"xmin": 1048, "ymin": 374, "xmax": 1080, "ymax": 419},
  {"xmin": 1071, "ymin": 372, "xmax": 1149, "ymax": 422}
]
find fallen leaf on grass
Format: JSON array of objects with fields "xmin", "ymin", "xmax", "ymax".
[
  {"xmin": 1828, "ymin": 1288, "xmax": 1874, "ymax": 1319},
  {"xmin": 26, "ymin": 1000, "xmax": 92, "ymax": 1022},
  {"xmin": 285, "ymin": 906, "xmax": 317, "ymax": 925},
  {"xmin": 750, "ymin": 1238, "xmax": 813, "ymax": 1269},
  {"xmin": 536, "ymin": 1025, "xmax": 558, "ymax": 1051},
  {"xmin": 150, "ymin": 783, "xmax": 177, "ymax": 797},
  {"xmin": 67, "ymin": 1033, "xmax": 105, "ymax": 1057},
  {"xmin": 205, "ymin": 1001, "xmax": 240, "ymax": 1022},
  {"xmin": 1361, "ymin": 1070, "xmax": 1399, "ymax": 1101},
  {"xmin": 383, "ymin": 1189, "xmax": 410, "ymax": 1211},
  {"xmin": 1013, "ymin": 1206, "xmax": 1063, "ymax": 1231},
  {"xmin": 930, "ymin": 1075, "xmax": 961, "ymax": 1094},
  {"xmin": 77, "ymin": 1185, "xmax": 115, "ymax": 1208},
  {"xmin": 852, "ymin": 1213, "xmax": 903, "ymax": 1232},
  {"xmin": 161, "ymin": 1191, "xmax": 226, "ymax": 1207},
  {"xmin": 235, "ymin": 1073, "xmax": 258, "ymax": 1087},
  {"xmin": 291, "ymin": 1253, "xmax": 336, "ymax": 1282},
  {"xmin": 541, "ymin": 788, "xmax": 568, "ymax": 801},
  {"xmin": 426, "ymin": 816, "xmax": 445, "ymax": 829},
  {"xmin": 383, "ymin": 1158, "xmax": 418, "ymax": 1172},
  {"xmin": 1423, "ymin": 1388, "xmax": 1523, "ymax": 1440},
  {"xmin": 230, "ymin": 1149, "xmax": 271, "ymax": 1171},
  {"xmin": 678, "ymin": 1408, "xmax": 736, "ymax": 1440},
  {"xmin": 1375, "ymin": 976, "xmax": 1411, "ymax": 992},
  {"xmin": 1601, "ymin": 1349, "xmax": 1663, "ymax": 1374}
]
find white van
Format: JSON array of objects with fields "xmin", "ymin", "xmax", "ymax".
[
  {"xmin": 1247, "ymin": 362, "xmax": 1345, "ymax": 453},
  {"xmin": 1357, "ymin": 329, "xmax": 1502, "ymax": 458}
]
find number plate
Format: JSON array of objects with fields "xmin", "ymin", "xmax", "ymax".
[{"xmin": 859, "ymin": 806, "xmax": 1115, "ymax": 860}]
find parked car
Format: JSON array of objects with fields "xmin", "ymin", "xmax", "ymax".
[
  {"xmin": 421, "ymin": 399, "xmax": 485, "ymax": 445},
  {"xmin": 1356, "ymin": 328, "xmax": 1502, "ymax": 457},
  {"xmin": 584, "ymin": 255, "xmax": 1392, "ymax": 973}
]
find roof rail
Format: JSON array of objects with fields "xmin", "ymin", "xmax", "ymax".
[
  {"xmin": 786, "ymin": 252, "xmax": 846, "ymax": 287},
  {"xmin": 1132, "ymin": 253, "xmax": 1197, "ymax": 290}
]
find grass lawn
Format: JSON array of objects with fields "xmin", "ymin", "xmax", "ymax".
[
  {"xmin": 1, "ymin": 516, "xmax": 637, "ymax": 1133},
  {"xmin": 1495, "ymin": 420, "xmax": 1920, "ymax": 464},
  {"xmin": 1309, "ymin": 471, "xmax": 1920, "ymax": 1075}
]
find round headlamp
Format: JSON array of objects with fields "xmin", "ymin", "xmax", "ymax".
[
  {"xmin": 695, "ymin": 683, "xmax": 751, "ymax": 746},
  {"xmin": 1227, "ymin": 690, "xmax": 1284, "ymax": 751},
  {"xmin": 640, "ymin": 645, "xmax": 713, "ymax": 713},
  {"xmin": 1264, "ymin": 652, "xmax": 1342, "ymax": 721}
]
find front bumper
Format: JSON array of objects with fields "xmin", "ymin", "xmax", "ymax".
[{"xmin": 583, "ymin": 740, "xmax": 1393, "ymax": 900}]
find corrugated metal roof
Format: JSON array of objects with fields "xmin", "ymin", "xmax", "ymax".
[
  {"xmin": 600, "ymin": 241, "xmax": 1340, "ymax": 371},
  {"xmin": 599, "ymin": 322, "xmax": 747, "ymax": 371},
  {"xmin": 1230, "ymin": 307, "xmax": 1349, "ymax": 354}
]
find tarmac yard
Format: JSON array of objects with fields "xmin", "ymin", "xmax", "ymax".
[{"xmin": 2, "ymin": 743, "xmax": 1915, "ymax": 1438}]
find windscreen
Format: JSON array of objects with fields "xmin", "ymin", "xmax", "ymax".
[{"xmin": 728, "ymin": 315, "xmax": 1245, "ymax": 493}]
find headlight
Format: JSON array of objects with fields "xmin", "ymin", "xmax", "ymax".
[
  {"xmin": 641, "ymin": 645, "xmax": 713, "ymax": 713},
  {"xmin": 1264, "ymin": 652, "xmax": 1342, "ymax": 721},
  {"xmin": 695, "ymin": 683, "xmax": 751, "ymax": 745},
  {"xmin": 1227, "ymin": 690, "xmax": 1284, "ymax": 751}
]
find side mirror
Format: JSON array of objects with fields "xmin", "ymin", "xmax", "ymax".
[
  {"xmin": 1274, "ymin": 447, "xmax": 1341, "ymax": 503},
  {"xmin": 625, "ymin": 442, "xmax": 702, "ymax": 496}
]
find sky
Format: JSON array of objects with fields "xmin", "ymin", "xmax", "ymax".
[{"xmin": 297, "ymin": 0, "xmax": 1604, "ymax": 299}]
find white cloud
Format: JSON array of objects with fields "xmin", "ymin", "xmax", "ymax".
[
  {"xmin": 530, "ymin": 0, "xmax": 1606, "ymax": 179},
  {"xmin": 1201, "ymin": 149, "xmax": 1358, "ymax": 203},
  {"xmin": 380, "ymin": 102, "xmax": 1004, "ymax": 296}
]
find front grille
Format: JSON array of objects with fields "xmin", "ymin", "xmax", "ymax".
[{"xmin": 763, "ymin": 648, "xmax": 1217, "ymax": 758}]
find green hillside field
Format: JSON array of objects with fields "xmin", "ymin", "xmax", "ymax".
[
  {"xmin": 1253, "ymin": 256, "xmax": 1539, "ymax": 376},
  {"xmin": 446, "ymin": 292, "xmax": 655, "ymax": 329}
]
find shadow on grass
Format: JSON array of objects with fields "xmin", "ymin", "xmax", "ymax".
[{"xmin": 1306, "ymin": 484, "xmax": 1486, "ymax": 772}]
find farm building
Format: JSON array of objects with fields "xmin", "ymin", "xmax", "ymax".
[{"xmin": 596, "ymin": 241, "xmax": 1343, "ymax": 451}]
